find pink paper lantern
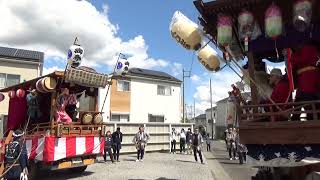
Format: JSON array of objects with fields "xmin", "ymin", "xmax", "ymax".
[
  {"xmin": 0, "ymin": 93, "xmax": 4, "ymax": 102},
  {"xmin": 8, "ymin": 91, "xmax": 16, "ymax": 99},
  {"xmin": 293, "ymin": 0, "xmax": 312, "ymax": 32},
  {"xmin": 217, "ymin": 15, "xmax": 233, "ymax": 46},
  {"xmin": 16, "ymin": 89, "xmax": 25, "ymax": 98},
  {"xmin": 265, "ymin": 4, "xmax": 283, "ymax": 39}
]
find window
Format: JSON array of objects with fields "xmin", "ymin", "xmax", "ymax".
[
  {"xmin": 111, "ymin": 114, "xmax": 130, "ymax": 122},
  {"xmin": 157, "ymin": 85, "xmax": 171, "ymax": 96},
  {"xmin": 117, "ymin": 80, "xmax": 130, "ymax": 91},
  {"xmin": 0, "ymin": 73, "xmax": 20, "ymax": 88},
  {"xmin": 148, "ymin": 114, "xmax": 165, "ymax": 122}
]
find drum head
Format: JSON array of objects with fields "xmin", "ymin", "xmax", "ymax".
[
  {"xmin": 43, "ymin": 77, "xmax": 57, "ymax": 91},
  {"xmin": 82, "ymin": 113, "xmax": 93, "ymax": 124},
  {"xmin": 93, "ymin": 113, "xmax": 103, "ymax": 124}
]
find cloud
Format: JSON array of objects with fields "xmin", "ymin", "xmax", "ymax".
[
  {"xmin": 192, "ymin": 70, "xmax": 241, "ymax": 115},
  {"xmin": 191, "ymin": 74, "xmax": 200, "ymax": 82},
  {"xmin": 43, "ymin": 66, "xmax": 63, "ymax": 75},
  {"xmin": 171, "ymin": 62, "xmax": 183, "ymax": 76},
  {"xmin": 0, "ymin": 0, "xmax": 169, "ymax": 70}
]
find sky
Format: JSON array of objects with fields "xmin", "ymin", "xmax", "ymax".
[{"xmin": 0, "ymin": 0, "xmax": 284, "ymax": 116}]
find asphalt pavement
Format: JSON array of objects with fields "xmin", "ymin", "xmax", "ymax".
[{"xmin": 207, "ymin": 140, "xmax": 258, "ymax": 180}]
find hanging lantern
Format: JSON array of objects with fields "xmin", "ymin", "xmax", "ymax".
[
  {"xmin": 16, "ymin": 89, "xmax": 25, "ymax": 98},
  {"xmin": 217, "ymin": 15, "xmax": 232, "ymax": 60},
  {"xmin": 67, "ymin": 44, "xmax": 84, "ymax": 68},
  {"xmin": 197, "ymin": 45, "xmax": 221, "ymax": 72},
  {"xmin": 8, "ymin": 90, "xmax": 16, "ymax": 99},
  {"xmin": 0, "ymin": 93, "xmax": 4, "ymax": 102},
  {"xmin": 265, "ymin": 4, "xmax": 283, "ymax": 59},
  {"xmin": 238, "ymin": 11, "xmax": 254, "ymax": 51},
  {"xmin": 265, "ymin": 4, "xmax": 283, "ymax": 39},
  {"xmin": 217, "ymin": 15, "xmax": 233, "ymax": 46},
  {"xmin": 115, "ymin": 58, "xmax": 130, "ymax": 76},
  {"xmin": 293, "ymin": 0, "xmax": 312, "ymax": 32},
  {"xmin": 170, "ymin": 11, "xmax": 202, "ymax": 51}
]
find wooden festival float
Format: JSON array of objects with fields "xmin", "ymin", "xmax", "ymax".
[
  {"xmin": 170, "ymin": 0, "xmax": 320, "ymax": 179},
  {"xmin": 0, "ymin": 39, "xmax": 129, "ymax": 179}
]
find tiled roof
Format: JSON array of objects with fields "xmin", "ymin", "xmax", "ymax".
[
  {"xmin": 0, "ymin": 46, "xmax": 44, "ymax": 62},
  {"xmin": 127, "ymin": 68, "xmax": 182, "ymax": 83}
]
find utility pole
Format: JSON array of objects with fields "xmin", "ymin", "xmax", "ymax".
[
  {"xmin": 210, "ymin": 78, "xmax": 214, "ymax": 139},
  {"xmin": 192, "ymin": 100, "xmax": 196, "ymax": 130},
  {"xmin": 182, "ymin": 69, "xmax": 191, "ymax": 123}
]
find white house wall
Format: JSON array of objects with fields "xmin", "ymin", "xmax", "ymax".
[{"xmin": 130, "ymin": 78, "xmax": 181, "ymax": 123}]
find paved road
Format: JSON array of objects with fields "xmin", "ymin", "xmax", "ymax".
[
  {"xmin": 41, "ymin": 152, "xmax": 214, "ymax": 180},
  {"xmin": 208, "ymin": 140, "xmax": 258, "ymax": 180}
]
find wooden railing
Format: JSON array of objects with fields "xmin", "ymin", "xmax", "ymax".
[
  {"xmin": 28, "ymin": 122, "xmax": 105, "ymax": 137},
  {"xmin": 239, "ymin": 100, "xmax": 320, "ymax": 123}
]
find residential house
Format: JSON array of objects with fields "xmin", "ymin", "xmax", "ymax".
[
  {"xmin": 99, "ymin": 68, "xmax": 182, "ymax": 123},
  {"xmin": 0, "ymin": 46, "xmax": 44, "ymax": 115}
]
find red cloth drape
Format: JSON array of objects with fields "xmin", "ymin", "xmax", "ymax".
[
  {"xmin": 7, "ymin": 97, "xmax": 27, "ymax": 131},
  {"xmin": 286, "ymin": 48, "xmax": 294, "ymax": 102}
]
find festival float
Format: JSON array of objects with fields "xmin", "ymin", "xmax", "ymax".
[
  {"xmin": 0, "ymin": 38, "xmax": 129, "ymax": 179},
  {"xmin": 171, "ymin": 0, "xmax": 320, "ymax": 179}
]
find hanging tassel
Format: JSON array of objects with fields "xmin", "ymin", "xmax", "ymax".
[
  {"xmin": 225, "ymin": 51, "xmax": 230, "ymax": 61},
  {"xmin": 244, "ymin": 36, "xmax": 249, "ymax": 52},
  {"xmin": 274, "ymin": 39, "xmax": 279, "ymax": 60}
]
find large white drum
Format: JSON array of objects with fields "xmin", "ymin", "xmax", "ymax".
[
  {"xmin": 36, "ymin": 77, "xmax": 57, "ymax": 93},
  {"xmin": 197, "ymin": 45, "xmax": 220, "ymax": 72},
  {"xmin": 170, "ymin": 11, "xmax": 202, "ymax": 51},
  {"xmin": 82, "ymin": 113, "xmax": 93, "ymax": 124}
]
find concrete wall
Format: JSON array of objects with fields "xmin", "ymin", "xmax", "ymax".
[
  {"xmin": 0, "ymin": 58, "xmax": 40, "ymax": 114},
  {"xmin": 104, "ymin": 122, "xmax": 193, "ymax": 153}
]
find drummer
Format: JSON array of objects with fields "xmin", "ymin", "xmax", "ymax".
[{"xmin": 55, "ymin": 88, "xmax": 72, "ymax": 124}]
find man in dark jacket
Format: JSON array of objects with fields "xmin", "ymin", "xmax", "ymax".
[
  {"xmin": 191, "ymin": 128, "xmax": 204, "ymax": 164},
  {"xmin": 186, "ymin": 128, "xmax": 192, "ymax": 155},
  {"xmin": 104, "ymin": 131, "xmax": 114, "ymax": 163},
  {"xmin": 4, "ymin": 130, "xmax": 28, "ymax": 180},
  {"xmin": 112, "ymin": 127, "xmax": 123, "ymax": 162}
]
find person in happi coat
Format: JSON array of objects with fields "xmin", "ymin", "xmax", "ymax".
[
  {"xmin": 112, "ymin": 127, "xmax": 123, "ymax": 162},
  {"xmin": 26, "ymin": 89, "xmax": 41, "ymax": 124},
  {"xmin": 133, "ymin": 126, "xmax": 150, "ymax": 162},
  {"xmin": 291, "ymin": 44, "xmax": 320, "ymax": 120},
  {"xmin": 104, "ymin": 131, "xmax": 115, "ymax": 163},
  {"xmin": 55, "ymin": 88, "xmax": 72, "ymax": 124},
  {"xmin": 4, "ymin": 130, "xmax": 28, "ymax": 180}
]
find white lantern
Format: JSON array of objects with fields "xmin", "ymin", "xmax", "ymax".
[
  {"xmin": 67, "ymin": 45, "xmax": 84, "ymax": 68},
  {"xmin": 114, "ymin": 58, "xmax": 130, "ymax": 76},
  {"xmin": 197, "ymin": 45, "xmax": 221, "ymax": 72},
  {"xmin": 170, "ymin": 11, "xmax": 202, "ymax": 51}
]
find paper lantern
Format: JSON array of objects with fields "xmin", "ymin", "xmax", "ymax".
[
  {"xmin": 293, "ymin": 0, "xmax": 312, "ymax": 32},
  {"xmin": 238, "ymin": 11, "xmax": 254, "ymax": 51},
  {"xmin": 8, "ymin": 90, "xmax": 16, "ymax": 99},
  {"xmin": 170, "ymin": 11, "xmax": 202, "ymax": 51},
  {"xmin": 265, "ymin": 4, "xmax": 283, "ymax": 39},
  {"xmin": 197, "ymin": 45, "xmax": 221, "ymax": 72},
  {"xmin": 16, "ymin": 89, "xmax": 25, "ymax": 98},
  {"xmin": 67, "ymin": 45, "xmax": 84, "ymax": 68},
  {"xmin": 217, "ymin": 15, "xmax": 233, "ymax": 46},
  {"xmin": 114, "ymin": 58, "xmax": 130, "ymax": 76},
  {"xmin": 238, "ymin": 11, "xmax": 254, "ymax": 39},
  {"xmin": 0, "ymin": 93, "xmax": 4, "ymax": 102}
]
